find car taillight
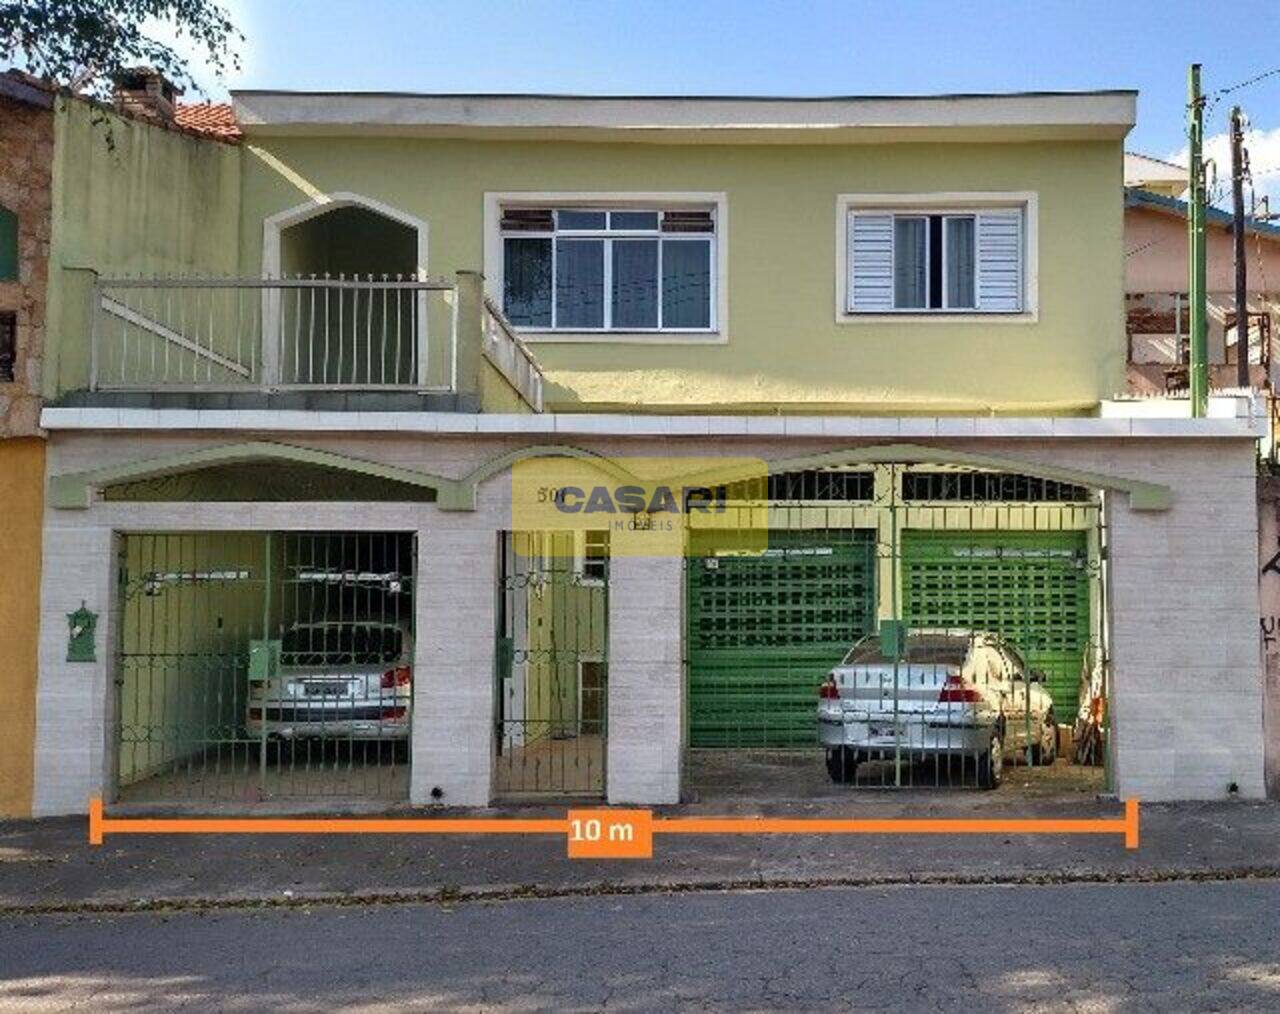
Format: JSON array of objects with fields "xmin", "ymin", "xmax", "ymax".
[
  {"xmin": 380, "ymin": 706, "xmax": 407, "ymax": 720},
  {"xmin": 937, "ymin": 674, "xmax": 983, "ymax": 703},
  {"xmin": 380, "ymin": 666, "xmax": 411, "ymax": 689},
  {"xmin": 819, "ymin": 677, "xmax": 840, "ymax": 700}
]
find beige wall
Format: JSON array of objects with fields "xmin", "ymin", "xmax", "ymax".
[
  {"xmin": 32, "ymin": 427, "xmax": 1269, "ymax": 809},
  {"xmin": 1259, "ymin": 476, "xmax": 1280, "ymax": 798},
  {"xmin": 1126, "ymin": 204, "xmax": 1280, "ymax": 294}
]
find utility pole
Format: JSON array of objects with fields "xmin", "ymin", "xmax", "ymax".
[
  {"xmin": 1231, "ymin": 105, "xmax": 1249, "ymax": 389},
  {"xmin": 1188, "ymin": 64, "xmax": 1209, "ymax": 417}
]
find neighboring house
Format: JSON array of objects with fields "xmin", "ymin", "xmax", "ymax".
[
  {"xmin": 0, "ymin": 71, "xmax": 264, "ymax": 817},
  {"xmin": 17, "ymin": 79, "xmax": 1273, "ymax": 817},
  {"xmin": 1123, "ymin": 152, "xmax": 1280, "ymax": 397},
  {"xmin": 0, "ymin": 71, "xmax": 53, "ymax": 818},
  {"xmin": 1124, "ymin": 151, "xmax": 1187, "ymax": 198}
]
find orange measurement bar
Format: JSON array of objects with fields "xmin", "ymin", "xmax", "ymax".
[
  {"xmin": 88, "ymin": 797, "xmax": 1139, "ymax": 855},
  {"xmin": 567, "ymin": 809, "xmax": 653, "ymax": 859}
]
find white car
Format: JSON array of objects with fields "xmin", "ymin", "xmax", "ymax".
[
  {"xmin": 247, "ymin": 621, "xmax": 413, "ymax": 742},
  {"xmin": 817, "ymin": 630, "xmax": 1057, "ymax": 788}
]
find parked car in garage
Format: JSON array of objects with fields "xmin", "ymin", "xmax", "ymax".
[
  {"xmin": 817, "ymin": 630, "xmax": 1056, "ymax": 788},
  {"xmin": 246, "ymin": 621, "xmax": 413, "ymax": 741}
]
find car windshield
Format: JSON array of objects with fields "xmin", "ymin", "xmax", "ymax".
[
  {"xmin": 281, "ymin": 625, "xmax": 403, "ymax": 667},
  {"xmin": 841, "ymin": 635, "xmax": 968, "ymax": 666}
]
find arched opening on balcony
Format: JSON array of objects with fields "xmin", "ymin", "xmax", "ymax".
[{"xmin": 265, "ymin": 195, "xmax": 431, "ymax": 388}]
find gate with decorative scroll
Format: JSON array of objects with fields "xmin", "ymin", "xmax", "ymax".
[{"xmin": 494, "ymin": 530, "xmax": 609, "ymax": 798}]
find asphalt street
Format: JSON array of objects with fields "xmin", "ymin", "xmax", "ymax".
[{"xmin": 1, "ymin": 879, "xmax": 1278, "ymax": 1010}]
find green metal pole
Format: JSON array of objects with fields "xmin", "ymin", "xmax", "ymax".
[
  {"xmin": 889, "ymin": 465, "xmax": 901, "ymax": 788},
  {"xmin": 1188, "ymin": 64, "xmax": 1209, "ymax": 418},
  {"xmin": 259, "ymin": 532, "xmax": 272, "ymax": 789}
]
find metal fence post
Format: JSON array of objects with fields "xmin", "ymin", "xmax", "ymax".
[{"xmin": 88, "ymin": 272, "xmax": 102, "ymax": 392}]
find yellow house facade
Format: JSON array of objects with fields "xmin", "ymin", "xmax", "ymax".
[
  {"xmin": 225, "ymin": 91, "xmax": 1132, "ymax": 415},
  {"xmin": 25, "ymin": 84, "xmax": 1273, "ymax": 814}
]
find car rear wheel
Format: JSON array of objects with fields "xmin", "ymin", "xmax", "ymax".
[
  {"xmin": 825, "ymin": 747, "xmax": 859, "ymax": 784},
  {"xmin": 978, "ymin": 731, "xmax": 1004, "ymax": 789},
  {"xmin": 1030, "ymin": 711, "xmax": 1057, "ymax": 766}
]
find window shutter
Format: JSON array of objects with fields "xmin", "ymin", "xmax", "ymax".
[
  {"xmin": 848, "ymin": 213, "xmax": 893, "ymax": 312},
  {"xmin": 500, "ymin": 208, "xmax": 554, "ymax": 231},
  {"xmin": 0, "ymin": 206, "xmax": 17, "ymax": 282},
  {"xmin": 661, "ymin": 210, "xmax": 714, "ymax": 233},
  {"xmin": 976, "ymin": 211, "xmax": 1023, "ymax": 312}
]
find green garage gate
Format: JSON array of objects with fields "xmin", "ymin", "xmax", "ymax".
[
  {"xmin": 686, "ymin": 529, "xmax": 876, "ymax": 747},
  {"xmin": 901, "ymin": 530, "xmax": 1092, "ymax": 716}
]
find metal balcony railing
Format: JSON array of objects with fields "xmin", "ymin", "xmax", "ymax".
[{"xmin": 90, "ymin": 275, "xmax": 458, "ymax": 392}]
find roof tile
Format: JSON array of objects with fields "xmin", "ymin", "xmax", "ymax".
[{"xmin": 174, "ymin": 102, "xmax": 241, "ymax": 141}]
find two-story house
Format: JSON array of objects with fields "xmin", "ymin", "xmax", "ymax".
[
  {"xmin": 19, "ymin": 80, "xmax": 1270, "ymax": 817},
  {"xmin": 1123, "ymin": 151, "xmax": 1280, "ymax": 398}
]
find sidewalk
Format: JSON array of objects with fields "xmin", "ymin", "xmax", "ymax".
[{"xmin": 2, "ymin": 796, "xmax": 1278, "ymax": 913}]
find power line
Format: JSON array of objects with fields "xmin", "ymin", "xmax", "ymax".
[{"xmin": 1214, "ymin": 66, "xmax": 1280, "ymax": 97}]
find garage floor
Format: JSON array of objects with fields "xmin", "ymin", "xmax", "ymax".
[
  {"xmin": 683, "ymin": 751, "xmax": 1106, "ymax": 804},
  {"xmin": 116, "ymin": 743, "xmax": 410, "ymax": 803},
  {"xmin": 493, "ymin": 733, "xmax": 605, "ymax": 798}
]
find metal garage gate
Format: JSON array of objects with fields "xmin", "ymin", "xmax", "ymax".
[
  {"xmin": 115, "ymin": 531, "xmax": 415, "ymax": 803},
  {"xmin": 686, "ymin": 529, "xmax": 876, "ymax": 747},
  {"xmin": 901, "ymin": 530, "xmax": 1092, "ymax": 716}
]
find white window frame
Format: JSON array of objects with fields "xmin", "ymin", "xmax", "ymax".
[
  {"xmin": 941, "ymin": 214, "xmax": 977, "ymax": 311},
  {"xmin": 835, "ymin": 191, "xmax": 1038, "ymax": 324},
  {"xmin": 576, "ymin": 654, "xmax": 606, "ymax": 735},
  {"xmin": 484, "ymin": 192, "xmax": 729, "ymax": 344},
  {"xmin": 575, "ymin": 529, "xmax": 608, "ymax": 586}
]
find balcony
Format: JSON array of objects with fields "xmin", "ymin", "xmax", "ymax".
[
  {"xmin": 77, "ymin": 272, "xmax": 543, "ymax": 412},
  {"xmin": 1126, "ymin": 290, "xmax": 1275, "ymax": 396}
]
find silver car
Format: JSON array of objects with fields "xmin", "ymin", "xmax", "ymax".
[
  {"xmin": 246, "ymin": 621, "xmax": 413, "ymax": 741},
  {"xmin": 817, "ymin": 630, "xmax": 1057, "ymax": 789}
]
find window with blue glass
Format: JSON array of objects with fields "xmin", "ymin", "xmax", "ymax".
[{"xmin": 501, "ymin": 207, "xmax": 714, "ymax": 332}]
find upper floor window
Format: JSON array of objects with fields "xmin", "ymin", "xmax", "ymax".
[
  {"xmin": 0, "ymin": 312, "xmax": 16, "ymax": 382},
  {"xmin": 843, "ymin": 198, "xmax": 1029, "ymax": 316},
  {"xmin": 0, "ymin": 205, "xmax": 17, "ymax": 282},
  {"xmin": 500, "ymin": 207, "xmax": 715, "ymax": 332}
]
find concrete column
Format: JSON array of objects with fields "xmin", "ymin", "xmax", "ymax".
[
  {"xmin": 454, "ymin": 270, "xmax": 485, "ymax": 405},
  {"xmin": 607, "ymin": 546, "xmax": 684, "ymax": 804},
  {"xmin": 1107, "ymin": 443, "xmax": 1266, "ymax": 800},
  {"xmin": 32, "ymin": 524, "xmax": 117, "ymax": 816},
  {"xmin": 1258, "ymin": 476, "xmax": 1280, "ymax": 799},
  {"xmin": 411, "ymin": 523, "xmax": 497, "ymax": 806}
]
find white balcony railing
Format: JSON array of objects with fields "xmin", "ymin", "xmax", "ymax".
[{"xmin": 90, "ymin": 276, "xmax": 458, "ymax": 392}]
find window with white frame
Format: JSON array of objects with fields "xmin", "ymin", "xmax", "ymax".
[
  {"xmin": 578, "ymin": 529, "xmax": 609, "ymax": 584},
  {"xmin": 847, "ymin": 206, "xmax": 1025, "ymax": 314},
  {"xmin": 501, "ymin": 207, "xmax": 715, "ymax": 331}
]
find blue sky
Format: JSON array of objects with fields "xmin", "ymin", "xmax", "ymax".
[{"xmin": 183, "ymin": 0, "xmax": 1280, "ymax": 203}]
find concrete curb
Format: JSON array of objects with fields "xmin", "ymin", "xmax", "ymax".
[{"xmin": 5, "ymin": 865, "xmax": 1280, "ymax": 917}]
